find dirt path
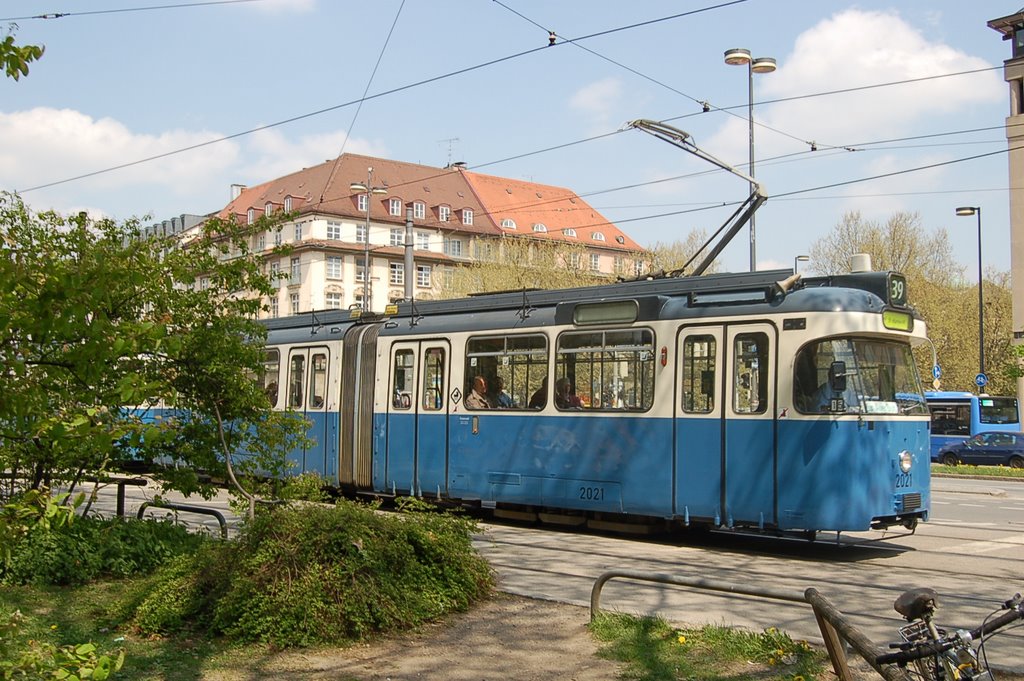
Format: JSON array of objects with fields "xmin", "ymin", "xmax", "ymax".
[{"xmin": 208, "ymin": 593, "xmax": 622, "ymax": 680}]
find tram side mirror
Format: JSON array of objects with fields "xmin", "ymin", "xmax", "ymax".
[{"xmin": 829, "ymin": 361, "xmax": 847, "ymax": 392}]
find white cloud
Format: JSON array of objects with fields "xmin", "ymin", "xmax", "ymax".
[
  {"xmin": 708, "ymin": 8, "xmax": 1003, "ymax": 161},
  {"xmin": 239, "ymin": 128, "xmax": 386, "ymax": 185},
  {"xmin": 0, "ymin": 107, "xmax": 239, "ymax": 195},
  {"xmin": 569, "ymin": 77, "xmax": 624, "ymax": 131}
]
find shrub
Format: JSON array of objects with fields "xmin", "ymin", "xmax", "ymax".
[
  {"xmin": 129, "ymin": 498, "xmax": 494, "ymax": 647},
  {"xmin": 1, "ymin": 516, "xmax": 207, "ymax": 586}
]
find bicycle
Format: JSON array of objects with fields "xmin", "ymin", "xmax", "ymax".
[{"xmin": 876, "ymin": 587, "xmax": 1024, "ymax": 680}]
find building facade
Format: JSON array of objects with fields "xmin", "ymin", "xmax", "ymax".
[{"xmin": 203, "ymin": 153, "xmax": 646, "ymax": 318}]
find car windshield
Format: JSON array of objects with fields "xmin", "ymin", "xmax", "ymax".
[{"xmin": 794, "ymin": 337, "xmax": 927, "ymax": 415}]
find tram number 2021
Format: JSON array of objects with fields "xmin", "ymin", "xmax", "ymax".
[
  {"xmin": 895, "ymin": 472, "xmax": 913, "ymax": 489},
  {"xmin": 579, "ymin": 486, "xmax": 605, "ymax": 501}
]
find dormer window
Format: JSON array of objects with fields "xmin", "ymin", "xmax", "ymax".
[
  {"xmin": 265, "ymin": 202, "xmax": 273, "ymax": 217},
  {"xmin": 592, "ymin": 231, "xmax": 606, "ymax": 242},
  {"xmin": 439, "ymin": 205, "xmax": 450, "ymax": 222},
  {"xmin": 413, "ymin": 201, "xmax": 426, "ymax": 219},
  {"xmin": 615, "ymin": 235, "xmax": 625, "ymax": 244},
  {"xmin": 501, "ymin": 218, "xmax": 517, "ymax": 230},
  {"xmin": 284, "ymin": 196, "xmax": 293, "ymax": 212},
  {"xmin": 247, "ymin": 208, "xmax": 255, "ymax": 225},
  {"xmin": 389, "ymin": 198, "xmax": 402, "ymax": 216},
  {"xmin": 357, "ymin": 194, "xmax": 368, "ymax": 212},
  {"xmin": 532, "ymin": 223, "xmax": 547, "ymax": 233},
  {"xmin": 462, "ymin": 209, "xmax": 473, "ymax": 225},
  {"xmin": 562, "ymin": 228, "xmax": 577, "ymax": 238}
]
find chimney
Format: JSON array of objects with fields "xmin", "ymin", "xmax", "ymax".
[{"xmin": 231, "ymin": 184, "xmax": 247, "ymax": 201}]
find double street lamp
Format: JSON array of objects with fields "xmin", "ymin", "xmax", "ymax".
[
  {"xmin": 350, "ymin": 167, "xmax": 387, "ymax": 312},
  {"xmin": 955, "ymin": 206, "xmax": 985, "ymax": 380},
  {"xmin": 724, "ymin": 47, "xmax": 776, "ymax": 272}
]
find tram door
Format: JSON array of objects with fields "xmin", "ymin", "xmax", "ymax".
[
  {"xmin": 385, "ymin": 340, "xmax": 450, "ymax": 497},
  {"xmin": 675, "ymin": 323, "xmax": 776, "ymax": 528},
  {"xmin": 285, "ymin": 345, "xmax": 332, "ymax": 477}
]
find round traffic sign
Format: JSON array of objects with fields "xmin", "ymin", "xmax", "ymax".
[
  {"xmin": 976, "ymin": 372, "xmax": 988, "ymax": 388},
  {"xmin": 932, "ymin": 365, "xmax": 942, "ymax": 380}
]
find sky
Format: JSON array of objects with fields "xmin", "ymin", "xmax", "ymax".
[{"xmin": 0, "ymin": 0, "xmax": 1018, "ymax": 279}]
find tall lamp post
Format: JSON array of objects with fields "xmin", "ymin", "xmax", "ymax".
[
  {"xmin": 955, "ymin": 206, "xmax": 985, "ymax": 380},
  {"xmin": 794, "ymin": 254, "xmax": 809, "ymax": 273},
  {"xmin": 724, "ymin": 47, "xmax": 776, "ymax": 272},
  {"xmin": 350, "ymin": 167, "xmax": 387, "ymax": 312}
]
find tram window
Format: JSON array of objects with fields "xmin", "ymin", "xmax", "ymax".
[
  {"xmin": 733, "ymin": 333, "xmax": 768, "ymax": 414},
  {"xmin": 930, "ymin": 403, "xmax": 970, "ymax": 435},
  {"xmin": 309, "ymin": 352, "xmax": 327, "ymax": 409},
  {"xmin": 288, "ymin": 354, "xmax": 305, "ymax": 409},
  {"xmin": 794, "ymin": 338, "xmax": 926, "ymax": 415},
  {"xmin": 422, "ymin": 347, "xmax": 445, "ymax": 411},
  {"xmin": 392, "ymin": 350, "xmax": 415, "ymax": 410},
  {"xmin": 465, "ymin": 334, "xmax": 548, "ymax": 410},
  {"xmin": 682, "ymin": 335, "xmax": 716, "ymax": 413},
  {"xmin": 264, "ymin": 349, "xmax": 280, "ymax": 408},
  {"xmin": 556, "ymin": 328, "xmax": 654, "ymax": 411}
]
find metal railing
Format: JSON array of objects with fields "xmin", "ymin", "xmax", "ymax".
[
  {"xmin": 591, "ymin": 570, "xmax": 910, "ymax": 681},
  {"xmin": 137, "ymin": 500, "xmax": 229, "ymax": 539}
]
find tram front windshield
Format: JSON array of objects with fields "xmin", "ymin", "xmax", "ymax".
[{"xmin": 794, "ymin": 338, "xmax": 927, "ymax": 415}]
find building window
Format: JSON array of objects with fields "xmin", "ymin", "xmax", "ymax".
[
  {"xmin": 416, "ymin": 231, "xmax": 430, "ymax": 250},
  {"xmin": 444, "ymin": 237, "xmax": 463, "ymax": 257},
  {"xmin": 390, "ymin": 228, "xmax": 404, "ymax": 246},
  {"xmin": 247, "ymin": 208, "xmax": 255, "ymax": 225},
  {"xmin": 590, "ymin": 253, "xmax": 600, "ymax": 271},
  {"xmin": 326, "ymin": 221, "xmax": 342, "ymax": 240},
  {"xmin": 356, "ymin": 224, "xmax": 366, "ymax": 243},
  {"xmin": 568, "ymin": 253, "xmax": 581, "ymax": 269},
  {"xmin": 614, "ymin": 255, "xmax": 624, "ymax": 272},
  {"xmin": 592, "ymin": 231, "xmax": 606, "ymax": 242},
  {"xmin": 326, "ymin": 255, "xmax": 343, "ymax": 279},
  {"xmin": 355, "ymin": 263, "xmax": 365, "ymax": 283},
  {"xmin": 390, "ymin": 262, "xmax": 404, "ymax": 285},
  {"xmin": 269, "ymin": 296, "xmax": 279, "ymax": 318},
  {"xmin": 389, "ymin": 198, "xmax": 402, "ymax": 216},
  {"xmin": 270, "ymin": 261, "xmax": 281, "ymax": 287},
  {"xmin": 294, "ymin": 223, "xmax": 303, "ymax": 242},
  {"xmin": 417, "ymin": 264, "xmax": 432, "ymax": 287},
  {"xmin": 200, "ymin": 276, "xmax": 210, "ymax": 290},
  {"xmin": 257, "ymin": 234, "xmax": 266, "ymax": 251},
  {"xmin": 325, "ymin": 292, "xmax": 342, "ymax": 309},
  {"xmin": 533, "ymin": 223, "xmax": 547, "ymax": 233},
  {"xmin": 274, "ymin": 230, "xmax": 283, "ymax": 246},
  {"xmin": 290, "ymin": 256, "xmax": 301, "ymax": 284},
  {"xmin": 290, "ymin": 292, "xmax": 300, "ymax": 315},
  {"xmin": 284, "ymin": 196, "xmax": 292, "ymax": 212},
  {"xmin": 563, "ymin": 228, "xmax": 576, "ymax": 238},
  {"xmin": 357, "ymin": 194, "xmax": 368, "ymax": 212},
  {"xmin": 500, "ymin": 218, "xmax": 516, "ymax": 230},
  {"xmin": 475, "ymin": 241, "xmax": 494, "ymax": 260},
  {"xmin": 265, "ymin": 203, "xmax": 273, "ymax": 217},
  {"xmin": 462, "ymin": 209, "xmax": 473, "ymax": 225},
  {"xmin": 439, "ymin": 205, "xmax": 450, "ymax": 222}
]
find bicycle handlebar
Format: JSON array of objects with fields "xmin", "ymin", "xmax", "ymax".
[
  {"xmin": 877, "ymin": 639, "xmax": 953, "ymax": 666},
  {"xmin": 876, "ymin": 599, "xmax": 1023, "ymax": 667}
]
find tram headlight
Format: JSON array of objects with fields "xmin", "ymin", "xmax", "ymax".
[{"xmin": 898, "ymin": 450, "xmax": 913, "ymax": 473}]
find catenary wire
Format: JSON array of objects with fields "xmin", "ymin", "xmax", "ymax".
[{"xmin": 0, "ymin": 0, "xmax": 265, "ymax": 21}]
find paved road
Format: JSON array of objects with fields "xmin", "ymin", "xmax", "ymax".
[{"xmin": 81, "ymin": 475, "xmax": 1024, "ymax": 673}]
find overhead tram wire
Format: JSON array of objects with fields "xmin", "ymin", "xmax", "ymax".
[
  {"xmin": 493, "ymin": 0, "xmax": 820, "ymax": 152},
  {"xmin": 0, "ymin": 0, "xmax": 266, "ymax": 22},
  {"xmin": 17, "ymin": 5, "xmax": 713, "ymax": 195},
  {"xmin": 317, "ymin": 0, "xmax": 407, "ymax": 207}
]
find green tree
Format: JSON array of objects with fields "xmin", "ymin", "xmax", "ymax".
[
  {"xmin": 808, "ymin": 210, "xmax": 1016, "ymax": 394},
  {"xmin": 435, "ymin": 237, "xmax": 608, "ymax": 298},
  {"xmin": 1, "ymin": 25, "xmax": 44, "ymax": 81},
  {"xmin": 646, "ymin": 229, "xmax": 719, "ymax": 276},
  {"xmin": 0, "ymin": 193, "xmax": 306, "ymax": 506}
]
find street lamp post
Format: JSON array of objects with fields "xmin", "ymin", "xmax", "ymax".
[
  {"xmin": 955, "ymin": 206, "xmax": 984, "ymax": 380},
  {"xmin": 724, "ymin": 48, "xmax": 776, "ymax": 272},
  {"xmin": 794, "ymin": 254, "xmax": 809, "ymax": 273},
  {"xmin": 350, "ymin": 167, "xmax": 387, "ymax": 312}
]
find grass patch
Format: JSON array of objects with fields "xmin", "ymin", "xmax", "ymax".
[
  {"xmin": 590, "ymin": 611, "xmax": 827, "ymax": 681},
  {"xmin": 932, "ymin": 463, "xmax": 1024, "ymax": 479}
]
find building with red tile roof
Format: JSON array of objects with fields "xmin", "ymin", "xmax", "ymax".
[{"xmin": 203, "ymin": 153, "xmax": 645, "ymax": 317}]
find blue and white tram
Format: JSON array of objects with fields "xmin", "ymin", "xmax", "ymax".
[{"xmin": 262, "ymin": 267, "xmax": 931, "ymax": 535}]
